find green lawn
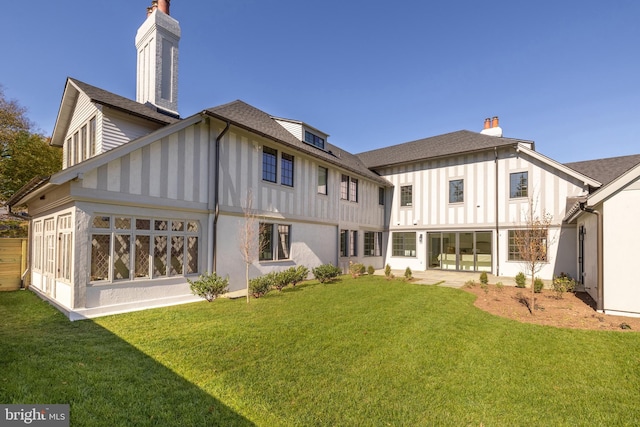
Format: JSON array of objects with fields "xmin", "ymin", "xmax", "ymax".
[{"xmin": 2, "ymin": 276, "xmax": 640, "ymax": 426}]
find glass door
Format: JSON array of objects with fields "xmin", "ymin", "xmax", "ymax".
[{"xmin": 475, "ymin": 232, "xmax": 492, "ymax": 272}]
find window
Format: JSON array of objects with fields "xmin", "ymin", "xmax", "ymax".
[
  {"xmin": 508, "ymin": 229, "xmax": 547, "ymax": 262},
  {"xmin": 350, "ymin": 178, "xmax": 358, "ymax": 202},
  {"xmin": 364, "ymin": 231, "xmax": 382, "ymax": 256},
  {"xmin": 44, "ymin": 219, "xmax": 56, "ymax": 276},
  {"xmin": 304, "ymin": 130, "xmax": 325, "ymax": 149},
  {"xmin": 65, "ymin": 138, "xmax": 71, "ymax": 168},
  {"xmin": 259, "ymin": 223, "xmax": 291, "ymax": 261},
  {"xmin": 73, "ymin": 131, "xmax": 80, "ymax": 165},
  {"xmin": 262, "ymin": 147, "xmax": 277, "ymax": 183},
  {"xmin": 318, "ymin": 166, "xmax": 328, "ymax": 195},
  {"xmin": 281, "ymin": 153, "xmax": 294, "ymax": 187},
  {"xmin": 57, "ymin": 215, "xmax": 73, "ymax": 282},
  {"xmin": 340, "ymin": 175, "xmax": 349, "ymax": 200},
  {"xmin": 349, "ymin": 230, "xmax": 358, "ymax": 256},
  {"xmin": 401, "ymin": 185, "xmax": 413, "ymax": 206},
  {"xmin": 80, "ymin": 124, "xmax": 87, "ymax": 163},
  {"xmin": 89, "ymin": 116, "xmax": 96, "ymax": 157},
  {"xmin": 32, "ymin": 221, "xmax": 43, "ymax": 271},
  {"xmin": 90, "ymin": 215, "xmax": 199, "ymax": 282},
  {"xmin": 392, "ymin": 232, "xmax": 416, "ymax": 257},
  {"xmin": 339, "ymin": 230, "xmax": 348, "ymax": 257},
  {"xmin": 449, "ymin": 179, "xmax": 464, "ymax": 203},
  {"xmin": 379, "ymin": 187, "xmax": 385, "ymax": 205},
  {"xmin": 510, "ymin": 172, "xmax": 528, "ymax": 198}
]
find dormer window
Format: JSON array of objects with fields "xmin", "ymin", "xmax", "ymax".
[{"xmin": 304, "ymin": 130, "xmax": 325, "ymax": 149}]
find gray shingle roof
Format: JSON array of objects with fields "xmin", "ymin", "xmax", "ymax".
[
  {"xmin": 69, "ymin": 78, "xmax": 180, "ymax": 125},
  {"xmin": 204, "ymin": 100, "xmax": 390, "ymax": 186},
  {"xmin": 356, "ymin": 130, "xmax": 527, "ymax": 169},
  {"xmin": 565, "ymin": 154, "xmax": 640, "ymax": 187}
]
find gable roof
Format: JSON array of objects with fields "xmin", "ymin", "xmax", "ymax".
[
  {"xmin": 50, "ymin": 78, "xmax": 180, "ymax": 147},
  {"xmin": 203, "ymin": 100, "xmax": 390, "ymax": 186},
  {"xmin": 356, "ymin": 130, "xmax": 531, "ymax": 169},
  {"xmin": 564, "ymin": 154, "xmax": 640, "ymax": 187}
]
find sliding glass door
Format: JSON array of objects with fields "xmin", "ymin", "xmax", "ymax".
[{"xmin": 427, "ymin": 231, "xmax": 492, "ymax": 272}]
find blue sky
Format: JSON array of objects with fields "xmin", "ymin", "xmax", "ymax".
[{"xmin": 2, "ymin": 0, "xmax": 638, "ymax": 162}]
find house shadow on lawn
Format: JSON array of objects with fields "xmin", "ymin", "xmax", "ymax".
[{"xmin": 0, "ymin": 291, "xmax": 255, "ymax": 426}]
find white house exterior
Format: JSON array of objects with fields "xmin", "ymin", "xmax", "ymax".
[{"xmin": 8, "ymin": 0, "xmax": 640, "ymax": 319}]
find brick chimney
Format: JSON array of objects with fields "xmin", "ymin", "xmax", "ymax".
[
  {"xmin": 158, "ymin": 0, "xmax": 170, "ymax": 15},
  {"xmin": 480, "ymin": 116, "xmax": 503, "ymax": 137}
]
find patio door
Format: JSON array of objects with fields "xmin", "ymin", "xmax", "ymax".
[{"xmin": 427, "ymin": 231, "xmax": 492, "ymax": 272}]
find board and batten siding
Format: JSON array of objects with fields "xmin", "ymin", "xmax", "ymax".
[
  {"xmin": 217, "ymin": 128, "xmax": 385, "ymax": 228},
  {"xmin": 79, "ymin": 122, "xmax": 210, "ymax": 206},
  {"xmin": 379, "ymin": 148, "xmax": 587, "ymax": 230}
]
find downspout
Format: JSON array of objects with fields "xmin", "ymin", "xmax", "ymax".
[
  {"xmin": 580, "ymin": 203, "xmax": 604, "ymax": 311},
  {"xmin": 212, "ymin": 120, "xmax": 230, "ymax": 273},
  {"xmin": 494, "ymin": 147, "xmax": 500, "ymax": 276}
]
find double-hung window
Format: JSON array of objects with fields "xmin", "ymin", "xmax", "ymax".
[
  {"xmin": 318, "ymin": 166, "xmax": 328, "ymax": 195},
  {"xmin": 508, "ymin": 229, "xmax": 547, "ymax": 262},
  {"xmin": 510, "ymin": 172, "xmax": 528, "ymax": 198},
  {"xmin": 401, "ymin": 185, "xmax": 413, "ymax": 206},
  {"xmin": 262, "ymin": 147, "xmax": 277, "ymax": 183},
  {"xmin": 364, "ymin": 231, "xmax": 382, "ymax": 256},
  {"xmin": 340, "ymin": 175, "xmax": 359, "ymax": 202},
  {"xmin": 281, "ymin": 153, "xmax": 294, "ymax": 187},
  {"xmin": 259, "ymin": 223, "xmax": 291, "ymax": 261},
  {"xmin": 449, "ymin": 179, "xmax": 464, "ymax": 203}
]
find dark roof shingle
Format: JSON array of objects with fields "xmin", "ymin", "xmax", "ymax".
[
  {"xmin": 204, "ymin": 100, "xmax": 389, "ymax": 185},
  {"xmin": 356, "ymin": 130, "xmax": 528, "ymax": 169},
  {"xmin": 565, "ymin": 154, "xmax": 640, "ymax": 187}
]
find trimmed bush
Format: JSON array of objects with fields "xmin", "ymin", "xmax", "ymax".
[
  {"xmin": 479, "ymin": 271, "xmax": 488, "ymax": 285},
  {"xmin": 312, "ymin": 264, "xmax": 342, "ymax": 283},
  {"xmin": 404, "ymin": 267, "xmax": 413, "ymax": 280},
  {"xmin": 349, "ymin": 262, "xmax": 366, "ymax": 278},
  {"xmin": 188, "ymin": 272, "xmax": 229, "ymax": 302},
  {"xmin": 495, "ymin": 281, "xmax": 504, "ymax": 292},
  {"xmin": 272, "ymin": 271, "xmax": 291, "ymax": 291},
  {"xmin": 384, "ymin": 264, "xmax": 392, "ymax": 278},
  {"xmin": 515, "ymin": 272, "xmax": 526, "ymax": 288},
  {"xmin": 534, "ymin": 277, "xmax": 544, "ymax": 293},
  {"xmin": 552, "ymin": 273, "xmax": 576, "ymax": 299},
  {"xmin": 290, "ymin": 265, "xmax": 309, "ymax": 286},
  {"xmin": 367, "ymin": 265, "xmax": 375, "ymax": 275},
  {"xmin": 249, "ymin": 274, "xmax": 273, "ymax": 298}
]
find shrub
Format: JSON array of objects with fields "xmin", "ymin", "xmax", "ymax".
[
  {"xmin": 495, "ymin": 281, "xmax": 504, "ymax": 292},
  {"xmin": 464, "ymin": 280, "xmax": 477, "ymax": 288},
  {"xmin": 534, "ymin": 277, "xmax": 544, "ymax": 293},
  {"xmin": 188, "ymin": 272, "xmax": 229, "ymax": 302},
  {"xmin": 552, "ymin": 273, "xmax": 576, "ymax": 299},
  {"xmin": 479, "ymin": 271, "xmax": 488, "ymax": 285},
  {"xmin": 384, "ymin": 264, "xmax": 392, "ymax": 278},
  {"xmin": 272, "ymin": 271, "xmax": 291, "ymax": 291},
  {"xmin": 312, "ymin": 264, "xmax": 342, "ymax": 283},
  {"xmin": 515, "ymin": 272, "xmax": 526, "ymax": 288},
  {"xmin": 349, "ymin": 262, "xmax": 366, "ymax": 278},
  {"xmin": 404, "ymin": 267, "xmax": 413, "ymax": 280},
  {"xmin": 290, "ymin": 265, "xmax": 309, "ymax": 286},
  {"xmin": 367, "ymin": 265, "xmax": 375, "ymax": 275},
  {"xmin": 249, "ymin": 274, "xmax": 273, "ymax": 298}
]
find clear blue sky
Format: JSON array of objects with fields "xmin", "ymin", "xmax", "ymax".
[{"xmin": 2, "ymin": 0, "xmax": 638, "ymax": 162}]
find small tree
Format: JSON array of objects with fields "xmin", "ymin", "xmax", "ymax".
[
  {"xmin": 239, "ymin": 190, "xmax": 268, "ymax": 303},
  {"xmin": 512, "ymin": 198, "xmax": 552, "ymax": 314}
]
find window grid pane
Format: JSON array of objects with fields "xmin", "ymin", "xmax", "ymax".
[
  {"xmin": 277, "ymin": 225, "xmax": 290, "ymax": 259},
  {"xmin": 401, "ymin": 185, "xmax": 412, "ymax": 206},
  {"xmin": 91, "ymin": 235, "xmax": 111, "ymax": 281},
  {"xmin": 281, "ymin": 153, "xmax": 294, "ymax": 187},
  {"xmin": 262, "ymin": 147, "xmax": 277, "ymax": 182},
  {"xmin": 318, "ymin": 166, "xmax": 327, "ymax": 194},
  {"xmin": 340, "ymin": 175, "xmax": 349, "ymax": 200},
  {"xmin": 259, "ymin": 223, "xmax": 273, "ymax": 261},
  {"xmin": 392, "ymin": 232, "xmax": 416, "ymax": 257},
  {"xmin": 350, "ymin": 178, "xmax": 358, "ymax": 202},
  {"xmin": 170, "ymin": 236, "xmax": 184, "ymax": 276},
  {"xmin": 449, "ymin": 179, "xmax": 464, "ymax": 203},
  {"xmin": 113, "ymin": 234, "xmax": 131, "ymax": 280},
  {"xmin": 510, "ymin": 172, "xmax": 528, "ymax": 198}
]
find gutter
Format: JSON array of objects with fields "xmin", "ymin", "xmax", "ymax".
[
  {"xmin": 494, "ymin": 147, "xmax": 500, "ymax": 276},
  {"xmin": 579, "ymin": 203, "xmax": 604, "ymax": 311},
  {"xmin": 211, "ymin": 120, "xmax": 230, "ymax": 273}
]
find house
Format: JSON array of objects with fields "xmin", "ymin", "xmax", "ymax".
[{"xmin": 8, "ymin": 0, "xmax": 640, "ymax": 318}]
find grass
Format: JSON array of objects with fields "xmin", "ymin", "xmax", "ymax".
[{"xmin": 2, "ymin": 276, "xmax": 640, "ymax": 426}]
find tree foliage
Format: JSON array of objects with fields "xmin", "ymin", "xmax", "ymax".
[{"xmin": 0, "ymin": 86, "xmax": 62, "ymax": 202}]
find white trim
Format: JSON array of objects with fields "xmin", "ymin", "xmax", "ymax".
[{"xmin": 586, "ymin": 161, "xmax": 640, "ymax": 206}]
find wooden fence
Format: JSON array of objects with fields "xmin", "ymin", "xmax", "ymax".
[{"xmin": 0, "ymin": 238, "xmax": 27, "ymax": 291}]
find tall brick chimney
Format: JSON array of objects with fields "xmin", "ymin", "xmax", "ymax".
[
  {"xmin": 158, "ymin": 0, "xmax": 170, "ymax": 15},
  {"xmin": 480, "ymin": 116, "xmax": 503, "ymax": 137}
]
